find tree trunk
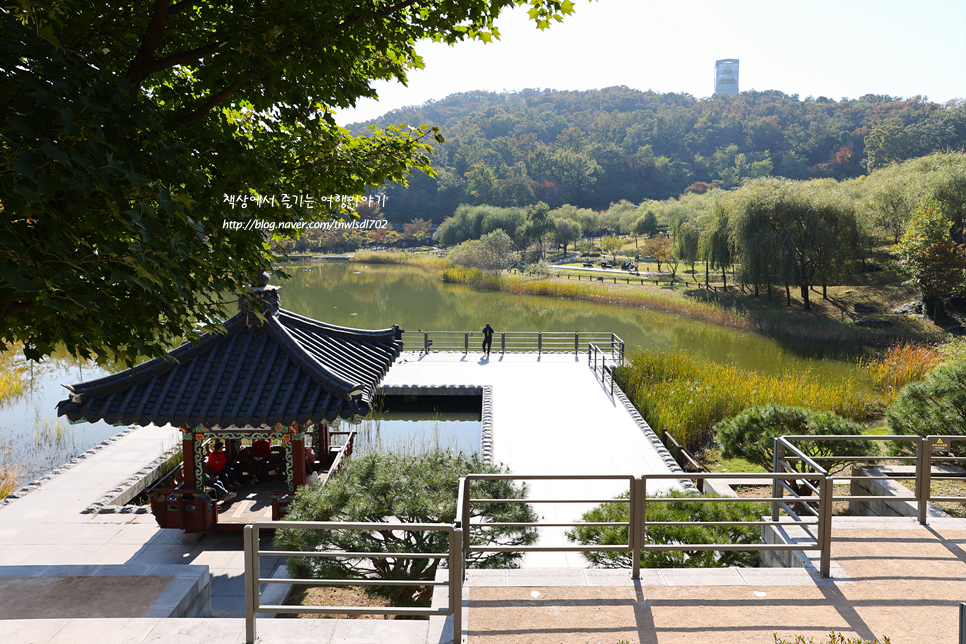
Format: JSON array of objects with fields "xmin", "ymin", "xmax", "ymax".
[
  {"xmin": 801, "ymin": 283, "xmax": 811, "ymax": 310},
  {"xmin": 785, "ymin": 284, "xmax": 791, "ymax": 307},
  {"xmin": 705, "ymin": 262, "xmax": 709, "ymax": 287}
]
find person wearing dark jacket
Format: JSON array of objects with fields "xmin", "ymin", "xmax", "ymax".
[{"xmin": 482, "ymin": 323, "xmax": 494, "ymax": 357}]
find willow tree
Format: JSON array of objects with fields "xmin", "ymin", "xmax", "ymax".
[
  {"xmin": 734, "ymin": 178, "xmax": 859, "ymax": 310},
  {"xmin": 698, "ymin": 204, "xmax": 732, "ymax": 290},
  {"xmin": 0, "ymin": 0, "xmax": 578, "ymax": 362}
]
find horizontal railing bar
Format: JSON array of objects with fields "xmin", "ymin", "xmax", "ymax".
[
  {"xmin": 804, "ymin": 456, "xmax": 917, "ymax": 461},
  {"xmin": 264, "ymin": 550, "xmax": 448, "ymax": 559},
  {"xmin": 468, "ymin": 498, "xmax": 627, "ymax": 504},
  {"xmin": 782, "ymin": 434, "xmax": 918, "ymax": 441},
  {"xmin": 254, "ymin": 521, "xmax": 452, "ymax": 531},
  {"xmin": 646, "ymin": 520, "xmax": 819, "ymax": 527},
  {"xmin": 928, "ymin": 496, "xmax": 966, "ymax": 502},
  {"xmin": 640, "ymin": 543, "xmax": 819, "ymax": 552},
  {"xmin": 831, "ymin": 495, "xmax": 922, "ymax": 502},
  {"xmin": 640, "ymin": 472, "xmax": 815, "ymax": 480},
  {"xmin": 466, "ymin": 474, "xmax": 634, "ymax": 481},
  {"xmin": 258, "ymin": 605, "xmax": 448, "ymax": 616},
  {"xmin": 258, "ymin": 578, "xmax": 448, "ymax": 587},
  {"xmin": 829, "ymin": 476, "xmax": 918, "ymax": 481},
  {"xmin": 472, "ymin": 522, "xmax": 628, "ymax": 528},
  {"xmin": 468, "ymin": 545, "xmax": 630, "ymax": 552},
  {"xmin": 643, "ymin": 496, "xmax": 797, "ymax": 503}
]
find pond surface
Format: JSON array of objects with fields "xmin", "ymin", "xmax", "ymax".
[
  {"xmin": 0, "ymin": 261, "xmax": 863, "ymax": 488},
  {"xmin": 283, "ymin": 262, "xmax": 863, "ymax": 379}
]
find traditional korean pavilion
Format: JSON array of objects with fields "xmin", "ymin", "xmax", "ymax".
[{"xmin": 57, "ymin": 273, "xmax": 402, "ymax": 533}]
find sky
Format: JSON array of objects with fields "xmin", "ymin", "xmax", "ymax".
[{"xmin": 335, "ymin": 0, "xmax": 966, "ymax": 126}]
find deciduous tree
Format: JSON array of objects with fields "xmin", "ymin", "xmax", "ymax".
[{"xmin": 0, "ymin": 0, "xmax": 577, "ymax": 362}]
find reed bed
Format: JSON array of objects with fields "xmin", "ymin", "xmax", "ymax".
[
  {"xmin": 0, "ymin": 342, "xmax": 25, "ymax": 405},
  {"xmin": 858, "ymin": 342, "xmax": 945, "ymax": 404},
  {"xmin": 0, "ymin": 464, "xmax": 18, "ymax": 499},
  {"xmin": 351, "ymin": 249, "xmax": 449, "ymax": 271},
  {"xmin": 615, "ymin": 349, "xmax": 868, "ymax": 450}
]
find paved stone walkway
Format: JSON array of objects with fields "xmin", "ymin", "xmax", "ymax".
[{"xmin": 464, "ymin": 517, "xmax": 966, "ymax": 643}]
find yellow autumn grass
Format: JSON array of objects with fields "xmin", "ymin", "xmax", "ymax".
[
  {"xmin": 615, "ymin": 349, "xmax": 868, "ymax": 450},
  {"xmin": 0, "ymin": 464, "xmax": 18, "ymax": 500},
  {"xmin": 858, "ymin": 342, "xmax": 945, "ymax": 404}
]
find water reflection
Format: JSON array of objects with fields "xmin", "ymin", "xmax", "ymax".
[{"xmin": 284, "ymin": 263, "xmax": 862, "ymax": 380}]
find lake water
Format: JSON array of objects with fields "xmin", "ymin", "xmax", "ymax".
[{"xmin": 0, "ymin": 261, "xmax": 864, "ymax": 488}]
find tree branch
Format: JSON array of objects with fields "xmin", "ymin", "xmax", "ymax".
[
  {"xmin": 143, "ymin": 40, "xmax": 223, "ymax": 76},
  {"xmin": 125, "ymin": 0, "xmax": 172, "ymax": 88}
]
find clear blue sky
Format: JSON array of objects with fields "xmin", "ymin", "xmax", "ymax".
[{"xmin": 336, "ymin": 0, "xmax": 966, "ymax": 126}]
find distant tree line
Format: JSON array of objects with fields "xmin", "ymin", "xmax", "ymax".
[
  {"xmin": 433, "ymin": 152, "xmax": 966, "ymax": 314},
  {"xmin": 346, "ymin": 87, "xmax": 966, "ymax": 223}
]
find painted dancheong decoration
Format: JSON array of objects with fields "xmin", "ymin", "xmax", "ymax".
[{"xmin": 57, "ymin": 273, "xmax": 402, "ymax": 534}]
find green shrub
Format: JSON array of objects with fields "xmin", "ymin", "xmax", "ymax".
[
  {"xmin": 717, "ymin": 404, "xmax": 873, "ymax": 475},
  {"xmin": 566, "ymin": 490, "xmax": 763, "ymax": 568},
  {"xmin": 276, "ymin": 450, "xmax": 537, "ymax": 607},
  {"xmin": 885, "ymin": 360, "xmax": 966, "ymax": 454}
]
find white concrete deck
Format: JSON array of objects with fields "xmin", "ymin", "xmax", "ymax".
[{"xmin": 383, "ymin": 352, "xmax": 682, "ymax": 567}]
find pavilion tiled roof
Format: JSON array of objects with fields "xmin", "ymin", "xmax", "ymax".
[{"xmin": 56, "ymin": 285, "xmax": 402, "ymax": 428}]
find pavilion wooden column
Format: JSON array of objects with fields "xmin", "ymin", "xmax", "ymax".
[
  {"xmin": 291, "ymin": 434, "xmax": 306, "ymax": 490},
  {"xmin": 182, "ymin": 430, "xmax": 197, "ymax": 490}
]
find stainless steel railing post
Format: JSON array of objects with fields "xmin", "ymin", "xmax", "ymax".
[
  {"xmin": 819, "ymin": 476, "xmax": 832, "ymax": 578},
  {"xmin": 920, "ymin": 437, "xmax": 932, "ymax": 525},
  {"xmin": 450, "ymin": 528, "xmax": 462, "ymax": 644},
  {"xmin": 772, "ymin": 439, "xmax": 783, "ymax": 522},
  {"xmin": 244, "ymin": 524, "xmax": 257, "ymax": 644}
]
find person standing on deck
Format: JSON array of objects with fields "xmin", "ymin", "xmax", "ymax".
[{"xmin": 482, "ymin": 323, "xmax": 494, "ymax": 357}]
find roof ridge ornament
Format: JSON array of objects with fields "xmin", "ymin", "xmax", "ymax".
[{"xmin": 241, "ymin": 271, "xmax": 280, "ymax": 326}]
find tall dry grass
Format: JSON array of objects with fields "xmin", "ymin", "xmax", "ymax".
[
  {"xmin": 615, "ymin": 349, "xmax": 868, "ymax": 450},
  {"xmin": 0, "ymin": 342, "xmax": 25, "ymax": 405},
  {"xmin": 0, "ymin": 464, "xmax": 18, "ymax": 500},
  {"xmin": 858, "ymin": 342, "xmax": 945, "ymax": 404},
  {"xmin": 351, "ymin": 250, "xmax": 449, "ymax": 271}
]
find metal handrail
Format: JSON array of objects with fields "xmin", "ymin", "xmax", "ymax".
[
  {"xmin": 588, "ymin": 342, "xmax": 621, "ymax": 395},
  {"xmin": 415, "ymin": 329, "xmax": 624, "ymax": 358},
  {"xmin": 458, "ymin": 471, "xmax": 832, "ymax": 579},
  {"xmin": 778, "ymin": 434, "xmax": 966, "ymax": 526},
  {"xmin": 244, "ymin": 520, "xmax": 462, "ymax": 644}
]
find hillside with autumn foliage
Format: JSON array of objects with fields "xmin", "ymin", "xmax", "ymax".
[{"xmin": 347, "ymin": 87, "xmax": 966, "ymax": 223}]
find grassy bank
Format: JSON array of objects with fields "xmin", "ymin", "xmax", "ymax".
[
  {"xmin": 349, "ymin": 251, "xmax": 937, "ymax": 347},
  {"xmin": 616, "ymin": 343, "xmax": 951, "ymax": 450}
]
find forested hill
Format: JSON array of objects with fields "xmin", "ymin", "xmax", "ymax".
[{"xmin": 346, "ymin": 86, "xmax": 966, "ymax": 224}]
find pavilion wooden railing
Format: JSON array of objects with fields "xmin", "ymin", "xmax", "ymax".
[{"xmin": 146, "ymin": 464, "xmax": 217, "ymax": 533}]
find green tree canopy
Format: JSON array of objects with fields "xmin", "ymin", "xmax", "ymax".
[
  {"xmin": 717, "ymin": 404, "xmax": 872, "ymax": 476},
  {"xmin": 276, "ymin": 450, "xmax": 538, "ymax": 607},
  {"xmin": 893, "ymin": 199, "xmax": 966, "ymax": 319},
  {"xmin": 566, "ymin": 490, "xmax": 763, "ymax": 568},
  {"xmin": 885, "ymin": 360, "xmax": 966, "ymax": 454},
  {"xmin": 447, "ymin": 228, "xmax": 520, "ymax": 272},
  {"xmin": 0, "ymin": 0, "xmax": 577, "ymax": 361}
]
